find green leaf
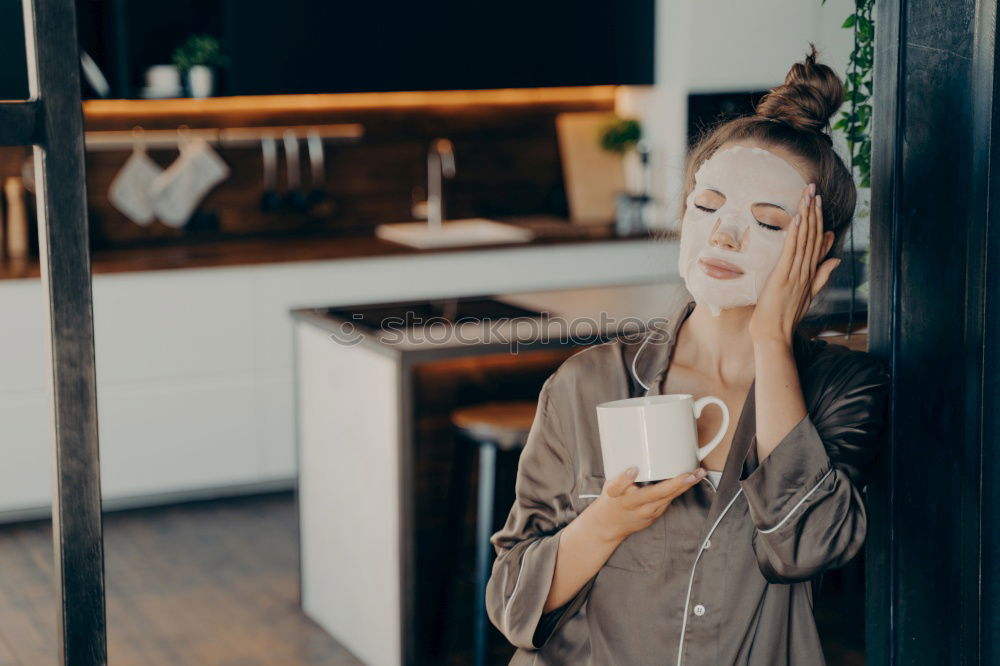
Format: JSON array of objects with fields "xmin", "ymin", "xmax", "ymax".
[
  {"xmin": 839, "ymin": 0, "xmax": 875, "ymax": 188},
  {"xmin": 598, "ymin": 117, "xmax": 642, "ymax": 153}
]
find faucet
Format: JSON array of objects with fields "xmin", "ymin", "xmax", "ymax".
[{"xmin": 426, "ymin": 138, "xmax": 455, "ymax": 230}]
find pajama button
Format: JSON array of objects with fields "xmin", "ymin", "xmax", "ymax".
[
  {"xmin": 694, "ymin": 604, "xmax": 706, "ymax": 616},
  {"xmin": 703, "ymin": 539, "xmax": 711, "ymax": 550}
]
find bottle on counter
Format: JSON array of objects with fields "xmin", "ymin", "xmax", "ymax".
[
  {"xmin": 0, "ymin": 179, "xmax": 5, "ymax": 262},
  {"xmin": 4, "ymin": 177, "xmax": 29, "ymax": 261}
]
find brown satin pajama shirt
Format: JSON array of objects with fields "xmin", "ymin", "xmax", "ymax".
[{"xmin": 485, "ymin": 295, "xmax": 890, "ymax": 665}]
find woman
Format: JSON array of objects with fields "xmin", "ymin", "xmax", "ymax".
[{"xmin": 485, "ymin": 45, "xmax": 890, "ymax": 666}]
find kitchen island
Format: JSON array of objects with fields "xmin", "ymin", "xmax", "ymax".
[{"xmin": 290, "ymin": 280, "xmax": 693, "ymax": 666}]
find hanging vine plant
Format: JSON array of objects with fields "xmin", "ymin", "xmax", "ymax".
[
  {"xmin": 826, "ymin": 0, "xmax": 874, "ymax": 187},
  {"xmin": 821, "ymin": 0, "xmax": 874, "ymax": 332}
]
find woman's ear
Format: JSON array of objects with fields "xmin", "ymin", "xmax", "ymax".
[{"xmin": 820, "ymin": 230, "xmax": 835, "ymax": 261}]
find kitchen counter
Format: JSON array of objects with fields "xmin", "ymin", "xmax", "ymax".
[{"xmin": 0, "ymin": 216, "xmax": 669, "ymax": 280}]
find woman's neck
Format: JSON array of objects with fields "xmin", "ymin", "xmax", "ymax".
[{"xmin": 673, "ymin": 302, "xmax": 757, "ymax": 385}]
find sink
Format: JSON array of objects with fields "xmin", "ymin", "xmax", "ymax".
[{"xmin": 374, "ymin": 218, "xmax": 535, "ymax": 249}]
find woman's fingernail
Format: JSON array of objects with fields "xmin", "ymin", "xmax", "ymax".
[
  {"xmin": 685, "ymin": 473, "xmax": 698, "ymax": 482},
  {"xmin": 627, "ymin": 466, "xmax": 639, "ymax": 477},
  {"xmin": 794, "ymin": 215, "xmax": 800, "ymax": 227},
  {"xmin": 816, "ymin": 194, "xmax": 822, "ymax": 207},
  {"xmin": 686, "ymin": 469, "xmax": 706, "ymax": 482}
]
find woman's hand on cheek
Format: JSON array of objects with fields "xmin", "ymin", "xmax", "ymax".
[{"xmin": 748, "ymin": 183, "xmax": 841, "ymax": 346}]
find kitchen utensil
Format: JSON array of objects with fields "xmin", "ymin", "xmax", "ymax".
[
  {"xmin": 259, "ymin": 133, "xmax": 281, "ymax": 212},
  {"xmin": 305, "ymin": 129, "xmax": 334, "ymax": 216},
  {"xmin": 282, "ymin": 129, "xmax": 309, "ymax": 212}
]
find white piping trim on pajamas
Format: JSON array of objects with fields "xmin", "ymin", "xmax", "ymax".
[
  {"xmin": 755, "ymin": 467, "xmax": 834, "ymax": 535},
  {"xmin": 676, "ymin": 488, "xmax": 745, "ymax": 666},
  {"xmin": 577, "ymin": 494, "xmax": 600, "ymax": 499},
  {"xmin": 630, "ymin": 331, "xmax": 653, "ymax": 393},
  {"xmin": 503, "ymin": 538, "xmax": 542, "ymax": 631}
]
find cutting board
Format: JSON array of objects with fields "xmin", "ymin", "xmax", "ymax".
[{"xmin": 556, "ymin": 111, "xmax": 625, "ymax": 225}]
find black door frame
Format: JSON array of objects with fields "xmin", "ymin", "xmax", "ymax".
[
  {"xmin": 867, "ymin": 0, "xmax": 998, "ymax": 662},
  {"xmin": 1, "ymin": 1, "xmax": 107, "ymax": 664}
]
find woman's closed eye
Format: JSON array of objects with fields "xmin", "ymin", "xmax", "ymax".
[{"xmin": 694, "ymin": 204, "xmax": 783, "ymax": 232}]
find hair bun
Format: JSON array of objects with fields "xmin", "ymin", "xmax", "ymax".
[{"xmin": 755, "ymin": 43, "xmax": 844, "ymax": 141}]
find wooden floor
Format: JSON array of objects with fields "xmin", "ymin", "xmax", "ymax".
[
  {"xmin": 0, "ymin": 492, "xmax": 363, "ymax": 666},
  {"xmin": 0, "ymin": 491, "xmax": 865, "ymax": 666}
]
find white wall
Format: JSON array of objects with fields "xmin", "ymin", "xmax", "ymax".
[{"xmin": 616, "ymin": 0, "xmax": 867, "ymax": 247}]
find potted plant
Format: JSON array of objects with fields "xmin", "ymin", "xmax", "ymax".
[
  {"xmin": 599, "ymin": 116, "xmax": 652, "ymax": 235},
  {"xmin": 171, "ymin": 34, "xmax": 229, "ymax": 99}
]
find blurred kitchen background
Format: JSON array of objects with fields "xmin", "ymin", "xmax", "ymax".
[{"xmin": 0, "ymin": 1, "xmax": 870, "ymax": 665}]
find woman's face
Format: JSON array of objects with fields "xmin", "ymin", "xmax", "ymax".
[{"xmin": 677, "ymin": 142, "xmax": 810, "ymax": 316}]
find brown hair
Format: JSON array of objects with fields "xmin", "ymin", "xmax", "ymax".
[{"xmin": 672, "ymin": 43, "xmax": 856, "ymax": 263}]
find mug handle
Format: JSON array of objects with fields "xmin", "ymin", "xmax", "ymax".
[{"xmin": 692, "ymin": 396, "xmax": 730, "ymax": 461}]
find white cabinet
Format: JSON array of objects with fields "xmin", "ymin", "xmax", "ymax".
[
  {"xmin": 0, "ymin": 391, "xmax": 52, "ymax": 510},
  {"xmin": 92, "ymin": 270, "xmax": 258, "ymax": 384},
  {"xmin": 97, "ymin": 378, "xmax": 261, "ymax": 497},
  {"xmin": 0, "ymin": 282, "xmax": 46, "ymax": 393},
  {"xmin": 0, "ymin": 236, "xmax": 674, "ymax": 520}
]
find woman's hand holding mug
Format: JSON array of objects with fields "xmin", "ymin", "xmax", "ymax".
[
  {"xmin": 541, "ymin": 462, "xmax": 706, "ymax": 614},
  {"xmin": 586, "ymin": 465, "xmax": 707, "ymax": 543}
]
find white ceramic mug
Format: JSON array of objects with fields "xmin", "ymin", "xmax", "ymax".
[{"xmin": 596, "ymin": 393, "xmax": 730, "ymax": 482}]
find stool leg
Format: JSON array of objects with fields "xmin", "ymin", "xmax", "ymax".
[{"xmin": 473, "ymin": 441, "xmax": 497, "ymax": 666}]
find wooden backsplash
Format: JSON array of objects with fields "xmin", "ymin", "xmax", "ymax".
[{"xmin": 0, "ymin": 88, "xmax": 616, "ymax": 252}]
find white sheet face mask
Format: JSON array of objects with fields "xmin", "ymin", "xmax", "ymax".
[{"xmin": 678, "ymin": 144, "xmax": 808, "ymax": 316}]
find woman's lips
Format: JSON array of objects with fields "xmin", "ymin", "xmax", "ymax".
[{"xmin": 698, "ymin": 257, "xmax": 745, "ymax": 279}]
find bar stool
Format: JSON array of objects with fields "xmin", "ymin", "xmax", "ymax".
[{"xmin": 441, "ymin": 400, "xmax": 537, "ymax": 666}]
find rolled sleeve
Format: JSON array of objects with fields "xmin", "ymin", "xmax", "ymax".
[
  {"xmin": 740, "ymin": 415, "xmax": 833, "ymax": 535},
  {"xmin": 738, "ymin": 351, "xmax": 890, "ymax": 583},
  {"xmin": 485, "ymin": 372, "xmax": 590, "ymax": 649},
  {"xmin": 487, "ymin": 529, "xmax": 591, "ymax": 649}
]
